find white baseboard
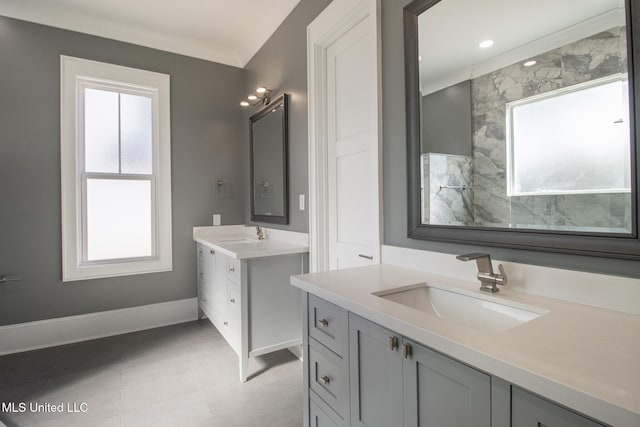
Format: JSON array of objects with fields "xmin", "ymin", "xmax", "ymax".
[{"xmin": 0, "ymin": 298, "xmax": 199, "ymax": 356}]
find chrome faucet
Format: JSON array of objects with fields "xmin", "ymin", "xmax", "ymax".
[
  {"xmin": 255, "ymin": 226, "xmax": 265, "ymax": 240},
  {"xmin": 456, "ymin": 253, "xmax": 507, "ymax": 293}
]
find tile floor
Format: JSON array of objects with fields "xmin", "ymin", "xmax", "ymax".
[{"xmin": 0, "ymin": 320, "xmax": 303, "ymax": 427}]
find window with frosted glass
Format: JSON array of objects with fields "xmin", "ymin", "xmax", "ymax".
[
  {"xmin": 507, "ymin": 75, "xmax": 631, "ymax": 196},
  {"xmin": 83, "ymin": 87, "xmax": 154, "ymax": 262}
]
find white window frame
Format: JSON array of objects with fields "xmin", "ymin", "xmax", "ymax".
[
  {"xmin": 506, "ymin": 73, "xmax": 631, "ymax": 197},
  {"xmin": 61, "ymin": 56, "xmax": 172, "ymax": 281}
]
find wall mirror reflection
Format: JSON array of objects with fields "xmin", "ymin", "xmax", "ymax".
[
  {"xmin": 405, "ymin": 0, "xmax": 640, "ymax": 258},
  {"xmin": 250, "ymin": 94, "xmax": 289, "ymax": 224},
  {"xmin": 418, "ymin": 0, "xmax": 630, "ymax": 232}
]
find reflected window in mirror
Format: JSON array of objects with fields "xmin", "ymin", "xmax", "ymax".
[
  {"xmin": 405, "ymin": 0, "xmax": 640, "ymax": 258},
  {"xmin": 507, "ymin": 75, "xmax": 630, "ymax": 194}
]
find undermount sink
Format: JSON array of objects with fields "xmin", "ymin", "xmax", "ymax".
[
  {"xmin": 373, "ymin": 283, "xmax": 548, "ymax": 333},
  {"xmin": 220, "ymin": 238, "xmax": 261, "ymax": 244}
]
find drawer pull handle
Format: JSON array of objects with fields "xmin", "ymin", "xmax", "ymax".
[
  {"xmin": 229, "ymin": 266, "xmax": 235, "ymax": 272},
  {"xmin": 318, "ymin": 319, "xmax": 329, "ymax": 328},
  {"xmin": 201, "ymin": 297, "xmax": 207, "ymax": 302},
  {"xmin": 402, "ymin": 343, "xmax": 412, "ymax": 359},
  {"xmin": 210, "ymin": 250, "xmax": 215, "ymax": 255},
  {"xmin": 358, "ymin": 254, "xmax": 374, "ymax": 260},
  {"xmin": 230, "ymin": 298, "xmax": 236, "ymax": 303},
  {"xmin": 320, "ymin": 375, "xmax": 330, "ymax": 385},
  {"xmin": 388, "ymin": 336, "xmax": 399, "ymax": 351}
]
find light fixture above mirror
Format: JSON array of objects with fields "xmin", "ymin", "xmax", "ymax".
[{"xmin": 240, "ymin": 86, "xmax": 272, "ymax": 107}]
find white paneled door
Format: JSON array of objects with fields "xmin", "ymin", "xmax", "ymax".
[{"xmin": 308, "ymin": 0, "xmax": 381, "ymax": 272}]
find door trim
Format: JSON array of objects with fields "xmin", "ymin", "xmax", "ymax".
[{"xmin": 307, "ymin": 0, "xmax": 382, "ymax": 273}]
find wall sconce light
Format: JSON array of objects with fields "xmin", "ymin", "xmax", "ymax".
[{"xmin": 240, "ymin": 86, "xmax": 272, "ymax": 107}]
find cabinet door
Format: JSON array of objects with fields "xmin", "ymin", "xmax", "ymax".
[
  {"xmin": 200, "ymin": 247, "xmax": 216, "ymax": 296},
  {"xmin": 226, "ymin": 279, "xmax": 241, "ymax": 352},
  {"xmin": 198, "ymin": 247, "xmax": 217, "ymax": 321},
  {"xmin": 512, "ymin": 387, "xmax": 605, "ymax": 427},
  {"xmin": 212, "ymin": 251, "xmax": 228, "ymax": 322},
  {"xmin": 196, "ymin": 245, "xmax": 205, "ymax": 300},
  {"xmin": 349, "ymin": 314, "xmax": 403, "ymax": 427},
  {"xmin": 403, "ymin": 340, "xmax": 490, "ymax": 427}
]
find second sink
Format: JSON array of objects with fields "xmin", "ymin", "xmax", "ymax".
[
  {"xmin": 220, "ymin": 238, "xmax": 261, "ymax": 244},
  {"xmin": 373, "ymin": 283, "xmax": 548, "ymax": 333}
]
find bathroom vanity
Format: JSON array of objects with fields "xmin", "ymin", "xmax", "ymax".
[
  {"xmin": 291, "ymin": 265, "xmax": 640, "ymax": 427},
  {"xmin": 194, "ymin": 225, "xmax": 308, "ymax": 381}
]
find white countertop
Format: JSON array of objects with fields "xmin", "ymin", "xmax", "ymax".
[
  {"xmin": 193, "ymin": 225, "xmax": 308, "ymax": 259},
  {"xmin": 291, "ymin": 264, "xmax": 640, "ymax": 427}
]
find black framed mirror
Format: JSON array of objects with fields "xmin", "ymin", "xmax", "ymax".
[
  {"xmin": 250, "ymin": 93, "xmax": 289, "ymax": 224},
  {"xmin": 405, "ymin": 0, "xmax": 640, "ymax": 259}
]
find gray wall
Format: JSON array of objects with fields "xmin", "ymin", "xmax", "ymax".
[
  {"xmin": 243, "ymin": 0, "xmax": 333, "ymax": 232},
  {"xmin": 421, "ymin": 80, "xmax": 472, "ymax": 156},
  {"xmin": 382, "ymin": 0, "xmax": 640, "ymax": 278},
  {"xmin": 0, "ymin": 17, "xmax": 246, "ymax": 325}
]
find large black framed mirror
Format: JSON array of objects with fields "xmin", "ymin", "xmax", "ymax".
[
  {"xmin": 405, "ymin": 0, "xmax": 640, "ymax": 259},
  {"xmin": 250, "ymin": 93, "xmax": 289, "ymax": 224}
]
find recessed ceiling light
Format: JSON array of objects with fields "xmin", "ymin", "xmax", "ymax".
[
  {"xmin": 256, "ymin": 87, "xmax": 267, "ymax": 94},
  {"xmin": 478, "ymin": 39, "xmax": 494, "ymax": 48},
  {"xmin": 240, "ymin": 101, "xmax": 250, "ymax": 107},
  {"xmin": 524, "ymin": 60, "xmax": 537, "ymax": 67},
  {"xmin": 248, "ymin": 95, "xmax": 258, "ymax": 100}
]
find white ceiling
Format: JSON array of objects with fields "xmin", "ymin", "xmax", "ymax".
[
  {"xmin": 419, "ymin": 0, "xmax": 625, "ymax": 94},
  {"xmin": 0, "ymin": 0, "xmax": 302, "ymax": 68}
]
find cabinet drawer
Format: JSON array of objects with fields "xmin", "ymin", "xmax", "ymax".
[
  {"xmin": 512, "ymin": 387, "xmax": 605, "ymax": 427},
  {"xmin": 226, "ymin": 257, "xmax": 241, "ymax": 283},
  {"xmin": 309, "ymin": 338, "xmax": 348, "ymax": 419},
  {"xmin": 310, "ymin": 390, "xmax": 343, "ymax": 427},
  {"xmin": 308, "ymin": 295, "xmax": 348, "ymax": 357}
]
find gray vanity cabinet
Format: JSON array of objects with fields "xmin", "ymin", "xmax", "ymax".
[
  {"xmin": 197, "ymin": 243, "xmax": 304, "ymax": 382},
  {"xmin": 348, "ymin": 314, "xmax": 404, "ymax": 427},
  {"xmin": 303, "ymin": 294, "xmax": 607, "ymax": 427},
  {"xmin": 511, "ymin": 387, "xmax": 606, "ymax": 427},
  {"xmin": 348, "ymin": 314, "xmax": 490, "ymax": 427},
  {"xmin": 402, "ymin": 339, "xmax": 491, "ymax": 427}
]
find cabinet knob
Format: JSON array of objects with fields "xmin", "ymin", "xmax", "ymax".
[
  {"xmin": 230, "ymin": 298, "xmax": 236, "ymax": 303},
  {"xmin": 318, "ymin": 319, "xmax": 329, "ymax": 328},
  {"xmin": 224, "ymin": 321, "xmax": 228, "ymax": 326},
  {"xmin": 229, "ymin": 266, "xmax": 235, "ymax": 272},
  {"xmin": 320, "ymin": 375, "xmax": 330, "ymax": 385},
  {"xmin": 210, "ymin": 250, "xmax": 215, "ymax": 255}
]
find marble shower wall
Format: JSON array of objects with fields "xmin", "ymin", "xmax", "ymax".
[
  {"xmin": 509, "ymin": 193, "xmax": 631, "ymax": 232},
  {"xmin": 471, "ymin": 27, "xmax": 630, "ymax": 230},
  {"xmin": 422, "ymin": 153, "xmax": 474, "ymax": 225}
]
